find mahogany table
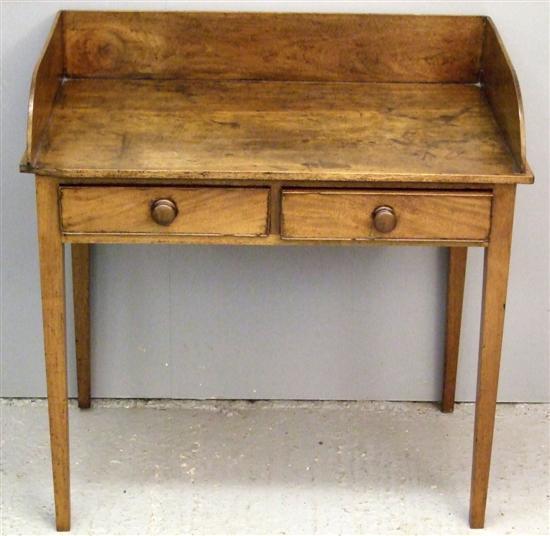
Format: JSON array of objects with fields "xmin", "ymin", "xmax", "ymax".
[{"xmin": 21, "ymin": 11, "xmax": 533, "ymax": 531}]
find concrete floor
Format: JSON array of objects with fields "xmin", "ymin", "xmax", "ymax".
[{"xmin": 1, "ymin": 400, "xmax": 548, "ymax": 535}]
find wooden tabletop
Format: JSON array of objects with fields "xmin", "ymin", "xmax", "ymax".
[
  {"xmin": 22, "ymin": 11, "xmax": 532, "ymax": 185},
  {"xmin": 32, "ymin": 78, "xmax": 526, "ymax": 183}
]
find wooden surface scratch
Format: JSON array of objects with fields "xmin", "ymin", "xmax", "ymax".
[{"xmin": 33, "ymin": 79, "xmax": 524, "ymax": 182}]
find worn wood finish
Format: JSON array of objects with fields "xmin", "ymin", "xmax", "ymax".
[
  {"xmin": 25, "ymin": 13, "xmax": 63, "ymax": 165},
  {"xmin": 442, "ymin": 247, "xmax": 468, "ymax": 413},
  {"xmin": 481, "ymin": 19, "xmax": 526, "ymax": 172},
  {"xmin": 23, "ymin": 11, "xmax": 533, "ymax": 531},
  {"xmin": 63, "ymin": 11, "xmax": 484, "ymax": 82},
  {"xmin": 71, "ymin": 244, "xmax": 91, "ymax": 409},
  {"xmin": 47, "ymin": 177, "xmax": 499, "ymax": 190},
  {"xmin": 281, "ymin": 190, "xmax": 492, "ymax": 242},
  {"xmin": 470, "ymin": 185, "xmax": 516, "ymax": 528},
  {"xmin": 36, "ymin": 176, "xmax": 70, "ymax": 531},
  {"xmin": 29, "ymin": 79, "xmax": 530, "ymax": 183},
  {"xmin": 63, "ymin": 233, "xmax": 488, "ymax": 248},
  {"xmin": 60, "ymin": 187, "xmax": 270, "ymax": 237}
]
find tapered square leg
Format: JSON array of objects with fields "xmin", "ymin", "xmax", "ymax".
[
  {"xmin": 441, "ymin": 247, "xmax": 468, "ymax": 413},
  {"xmin": 470, "ymin": 185, "xmax": 516, "ymax": 529},
  {"xmin": 36, "ymin": 176, "xmax": 71, "ymax": 531},
  {"xmin": 72, "ymin": 244, "xmax": 91, "ymax": 409}
]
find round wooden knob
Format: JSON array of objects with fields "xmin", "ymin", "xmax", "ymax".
[
  {"xmin": 372, "ymin": 205, "xmax": 397, "ymax": 233},
  {"xmin": 151, "ymin": 199, "xmax": 178, "ymax": 226}
]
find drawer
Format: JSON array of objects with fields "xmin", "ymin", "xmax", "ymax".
[
  {"xmin": 60, "ymin": 187, "xmax": 270, "ymax": 236},
  {"xmin": 281, "ymin": 190, "xmax": 492, "ymax": 241}
]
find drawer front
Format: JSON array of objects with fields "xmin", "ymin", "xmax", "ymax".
[
  {"xmin": 281, "ymin": 190, "xmax": 492, "ymax": 241},
  {"xmin": 60, "ymin": 187, "xmax": 270, "ymax": 236}
]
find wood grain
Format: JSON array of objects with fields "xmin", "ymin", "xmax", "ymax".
[
  {"xmin": 481, "ymin": 18, "xmax": 526, "ymax": 172},
  {"xmin": 71, "ymin": 244, "xmax": 91, "ymax": 409},
  {"xmin": 60, "ymin": 187, "xmax": 270, "ymax": 237},
  {"xmin": 36, "ymin": 176, "xmax": 71, "ymax": 531},
  {"xmin": 281, "ymin": 190, "xmax": 492, "ymax": 242},
  {"xmin": 31, "ymin": 79, "xmax": 529, "ymax": 183},
  {"xmin": 63, "ymin": 233, "xmax": 488, "ymax": 248},
  {"xmin": 442, "ymin": 247, "xmax": 468, "ymax": 413},
  {"xmin": 24, "ymin": 13, "xmax": 63, "ymax": 165},
  {"xmin": 63, "ymin": 11, "xmax": 484, "ymax": 82},
  {"xmin": 24, "ymin": 12, "xmax": 533, "ymax": 532},
  {"xmin": 40, "ymin": 176, "xmax": 510, "ymax": 189},
  {"xmin": 470, "ymin": 184, "xmax": 516, "ymax": 528}
]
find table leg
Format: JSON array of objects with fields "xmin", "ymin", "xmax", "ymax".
[
  {"xmin": 36, "ymin": 177, "xmax": 71, "ymax": 531},
  {"xmin": 72, "ymin": 244, "xmax": 91, "ymax": 409},
  {"xmin": 441, "ymin": 247, "xmax": 468, "ymax": 413},
  {"xmin": 469, "ymin": 185, "xmax": 516, "ymax": 529}
]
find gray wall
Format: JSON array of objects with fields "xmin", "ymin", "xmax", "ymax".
[{"xmin": 1, "ymin": 1, "xmax": 548, "ymax": 402}]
